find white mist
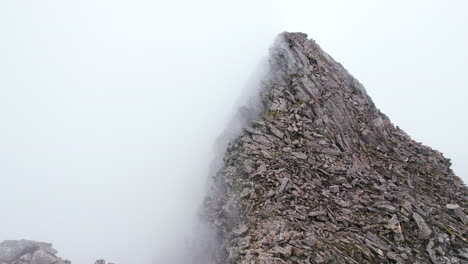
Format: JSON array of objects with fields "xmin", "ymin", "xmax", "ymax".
[{"xmin": 0, "ymin": 1, "xmax": 280, "ymax": 263}]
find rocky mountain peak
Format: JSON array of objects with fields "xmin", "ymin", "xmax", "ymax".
[
  {"xmin": 2, "ymin": 32, "xmax": 466, "ymax": 264},
  {"xmin": 206, "ymin": 32, "xmax": 467, "ymax": 263}
]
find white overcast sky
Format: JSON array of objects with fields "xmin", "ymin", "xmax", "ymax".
[{"xmin": 0, "ymin": 0, "xmax": 466, "ymax": 263}]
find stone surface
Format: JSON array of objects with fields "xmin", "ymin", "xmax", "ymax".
[{"xmin": 205, "ymin": 32, "xmax": 468, "ymax": 263}]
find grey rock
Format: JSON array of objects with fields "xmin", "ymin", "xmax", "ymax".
[
  {"xmin": 308, "ymin": 211, "xmax": 327, "ymax": 217},
  {"xmin": 270, "ymin": 245, "xmax": 292, "ymax": 258},
  {"xmin": 454, "ymin": 207, "xmax": 468, "ymax": 224},
  {"xmin": 329, "ymin": 185, "xmax": 340, "ymax": 193},
  {"xmin": 94, "ymin": 260, "xmax": 114, "ymax": 264},
  {"xmin": 314, "ymin": 253, "xmax": 325, "ymax": 264},
  {"xmin": 377, "ymin": 204, "xmax": 397, "ymax": 213},
  {"xmin": 245, "ymin": 127, "xmax": 263, "ymax": 135},
  {"xmin": 268, "ymin": 125, "xmax": 284, "ymax": 139},
  {"xmin": 278, "ymin": 177, "xmax": 289, "ymax": 193},
  {"xmin": 232, "ymin": 225, "xmax": 249, "ymax": 236},
  {"xmin": 240, "ymin": 188, "xmax": 251, "ymax": 198},
  {"xmin": 412, "ymin": 212, "xmax": 432, "ymax": 239},
  {"xmin": 446, "ymin": 204, "xmax": 460, "ymax": 209},
  {"xmin": 366, "ymin": 231, "xmax": 390, "ymax": 251},
  {"xmin": 291, "ymin": 152, "xmax": 307, "ymax": 160}
]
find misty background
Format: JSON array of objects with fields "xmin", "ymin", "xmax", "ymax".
[{"xmin": 0, "ymin": 0, "xmax": 466, "ymax": 263}]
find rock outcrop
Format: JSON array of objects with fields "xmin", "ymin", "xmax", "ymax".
[
  {"xmin": 206, "ymin": 32, "xmax": 468, "ymax": 263},
  {"xmin": 94, "ymin": 260, "xmax": 114, "ymax": 264},
  {"xmin": 0, "ymin": 240, "xmax": 117, "ymax": 264},
  {"xmin": 0, "ymin": 240, "xmax": 69, "ymax": 264}
]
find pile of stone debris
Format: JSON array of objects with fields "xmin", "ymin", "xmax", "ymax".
[
  {"xmin": 0, "ymin": 240, "xmax": 114, "ymax": 264},
  {"xmin": 206, "ymin": 32, "xmax": 468, "ymax": 263}
]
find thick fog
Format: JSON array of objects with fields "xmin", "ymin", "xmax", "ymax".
[
  {"xmin": 0, "ymin": 0, "xmax": 466, "ymax": 263},
  {"xmin": 0, "ymin": 1, "xmax": 281, "ymax": 263}
]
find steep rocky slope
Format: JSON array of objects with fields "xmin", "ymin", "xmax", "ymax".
[{"xmin": 206, "ymin": 32, "xmax": 468, "ymax": 263}]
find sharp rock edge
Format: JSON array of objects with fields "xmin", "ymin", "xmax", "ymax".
[{"xmin": 204, "ymin": 32, "xmax": 468, "ymax": 264}]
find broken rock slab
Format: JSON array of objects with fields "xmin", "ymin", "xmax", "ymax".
[{"xmin": 412, "ymin": 212, "xmax": 432, "ymax": 239}]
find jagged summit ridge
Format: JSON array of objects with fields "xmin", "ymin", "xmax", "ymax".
[{"xmin": 207, "ymin": 32, "xmax": 467, "ymax": 263}]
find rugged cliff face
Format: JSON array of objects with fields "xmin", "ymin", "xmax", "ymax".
[{"xmin": 206, "ymin": 32, "xmax": 468, "ymax": 263}]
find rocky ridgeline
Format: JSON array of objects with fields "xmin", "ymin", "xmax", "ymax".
[
  {"xmin": 206, "ymin": 32, "xmax": 468, "ymax": 263},
  {"xmin": 0, "ymin": 240, "xmax": 114, "ymax": 264}
]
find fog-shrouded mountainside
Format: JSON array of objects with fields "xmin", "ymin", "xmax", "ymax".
[
  {"xmin": 2, "ymin": 32, "xmax": 467, "ymax": 264},
  {"xmin": 205, "ymin": 32, "xmax": 468, "ymax": 263}
]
